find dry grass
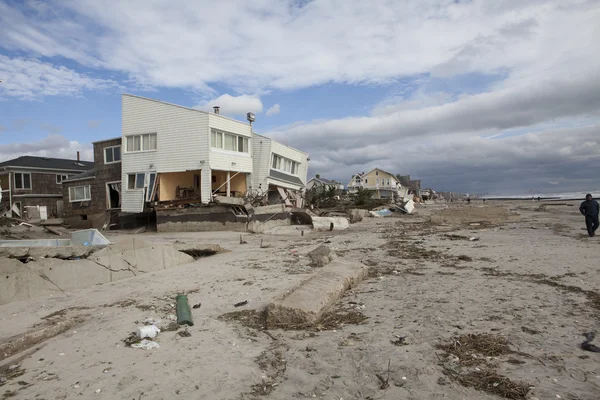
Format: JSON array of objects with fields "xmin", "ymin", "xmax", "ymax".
[
  {"xmin": 445, "ymin": 368, "xmax": 531, "ymax": 399},
  {"xmin": 437, "ymin": 334, "xmax": 531, "ymax": 399},
  {"xmin": 436, "ymin": 333, "xmax": 513, "ymax": 366}
]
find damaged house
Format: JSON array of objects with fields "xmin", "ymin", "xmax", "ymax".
[
  {"xmin": 61, "ymin": 137, "xmax": 122, "ymax": 229},
  {"xmin": 119, "ymin": 94, "xmax": 308, "ymax": 232},
  {"xmin": 347, "ymin": 168, "xmax": 404, "ymax": 200},
  {"xmin": 0, "ymin": 156, "xmax": 93, "ymax": 219}
]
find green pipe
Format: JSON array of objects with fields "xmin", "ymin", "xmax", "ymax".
[{"xmin": 176, "ymin": 294, "xmax": 194, "ymax": 326}]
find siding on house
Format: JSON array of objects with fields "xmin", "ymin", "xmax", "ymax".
[
  {"xmin": 251, "ymin": 134, "xmax": 272, "ymax": 192},
  {"xmin": 208, "ymin": 113, "xmax": 253, "ymax": 173}
]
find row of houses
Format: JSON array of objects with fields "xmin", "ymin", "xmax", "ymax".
[
  {"xmin": 307, "ymin": 169, "xmax": 421, "ymax": 200},
  {"xmin": 1, "ymin": 94, "xmax": 309, "ymax": 229}
]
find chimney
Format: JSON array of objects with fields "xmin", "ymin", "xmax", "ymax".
[
  {"xmin": 315, "ymin": 174, "xmax": 320, "ymax": 179},
  {"xmin": 213, "ymin": 106, "xmax": 220, "ymax": 115},
  {"xmin": 77, "ymin": 151, "xmax": 80, "ymax": 161}
]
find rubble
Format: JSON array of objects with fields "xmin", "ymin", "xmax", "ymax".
[{"xmin": 307, "ymin": 244, "xmax": 336, "ymax": 267}]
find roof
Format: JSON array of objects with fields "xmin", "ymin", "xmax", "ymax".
[
  {"xmin": 92, "ymin": 137, "xmax": 122, "ymax": 144},
  {"xmin": 61, "ymin": 168, "xmax": 97, "ymax": 183},
  {"xmin": 252, "ymin": 133, "xmax": 309, "ymax": 156},
  {"xmin": 269, "ymin": 170, "xmax": 304, "ymax": 186},
  {"xmin": 0, "ymin": 156, "xmax": 94, "ymax": 172},
  {"xmin": 309, "ymin": 177, "xmax": 340, "ymax": 185}
]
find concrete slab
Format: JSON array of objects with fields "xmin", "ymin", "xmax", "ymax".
[
  {"xmin": 311, "ymin": 216, "xmax": 350, "ymax": 231},
  {"xmin": 307, "ymin": 244, "xmax": 336, "ymax": 267},
  {"xmin": 267, "ymin": 259, "xmax": 368, "ymax": 328}
]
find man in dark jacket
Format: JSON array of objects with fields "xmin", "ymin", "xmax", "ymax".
[{"xmin": 580, "ymin": 194, "xmax": 599, "ymax": 237}]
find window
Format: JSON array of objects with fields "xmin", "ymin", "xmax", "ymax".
[
  {"xmin": 376, "ymin": 171, "xmax": 379, "ymax": 175},
  {"xmin": 376, "ymin": 178, "xmax": 380, "ymax": 185},
  {"xmin": 271, "ymin": 154, "xmax": 300, "ymax": 175},
  {"xmin": 56, "ymin": 174, "xmax": 69, "ymax": 184},
  {"xmin": 387, "ymin": 178, "xmax": 391, "ymax": 185},
  {"xmin": 146, "ymin": 173, "xmax": 157, "ymax": 201},
  {"xmin": 14, "ymin": 173, "xmax": 31, "ymax": 189},
  {"xmin": 104, "ymin": 146, "xmax": 122, "ymax": 163},
  {"xmin": 128, "ymin": 173, "xmax": 146, "ymax": 189},
  {"xmin": 365, "ymin": 178, "xmax": 368, "ymax": 184},
  {"xmin": 211, "ymin": 129, "xmax": 249, "ymax": 153},
  {"xmin": 125, "ymin": 134, "xmax": 157, "ymax": 152},
  {"xmin": 69, "ymin": 185, "xmax": 91, "ymax": 202}
]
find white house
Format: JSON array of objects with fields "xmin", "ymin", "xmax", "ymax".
[
  {"xmin": 252, "ymin": 133, "xmax": 309, "ymax": 206},
  {"xmin": 120, "ymin": 94, "xmax": 309, "ymax": 213},
  {"xmin": 121, "ymin": 94, "xmax": 253, "ymax": 213}
]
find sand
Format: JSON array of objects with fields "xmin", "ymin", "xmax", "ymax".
[{"xmin": 1, "ymin": 200, "xmax": 600, "ymax": 399}]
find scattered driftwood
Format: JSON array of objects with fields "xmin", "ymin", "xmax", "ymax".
[{"xmin": 43, "ymin": 226, "xmax": 63, "ymax": 236}]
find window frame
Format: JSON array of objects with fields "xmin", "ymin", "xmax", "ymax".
[
  {"xmin": 104, "ymin": 145, "xmax": 122, "ymax": 164},
  {"xmin": 68, "ymin": 185, "xmax": 91, "ymax": 202},
  {"xmin": 14, "ymin": 172, "xmax": 32, "ymax": 190},
  {"xmin": 125, "ymin": 134, "xmax": 157, "ymax": 153},
  {"xmin": 56, "ymin": 174, "xmax": 69, "ymax": 184},
  {"xmin": 210, "ymin": 129, "xmax": 250, "ymax": 154},
  {"xmin": 271, "ymin": 154, "xmax": 300, "ymax": 176},
  {"xmin": 128, "ymin": 173, "xmax": 146, "ymax": 190}
]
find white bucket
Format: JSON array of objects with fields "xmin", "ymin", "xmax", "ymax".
[{"xmin": 136, "ymin": 325, "xmax": 160, "ymax": 339}]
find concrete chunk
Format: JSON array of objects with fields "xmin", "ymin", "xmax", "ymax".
[
  {"xmin": 307, "ymin": 244, "xmax": 336, "ymax": 267},
  {"xmin": 267, "ymin": 259, "xmax": 368, "ymax": 328},
  {"xmin": 311, "ymin": 216, "xmax": 349, "ymax": 231}
]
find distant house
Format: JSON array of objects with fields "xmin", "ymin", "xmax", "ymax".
[
  {"xmin": 306, "ymin": 175, "xmax": 344, "ymax": 191},
  {"xmin": 0, "ymin": 156, "xmax": 93, "ymax": 218},
  {"xmin": 347, "ymin": 168, "xmax": 402, "ymax": 200},
  {"xmin": 61, "ymin": 137, "xmax": 122, "ymax": 228}
]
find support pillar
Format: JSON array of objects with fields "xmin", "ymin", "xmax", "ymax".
[{"xmin": 226, "ymin": 171, "xmax": 231, "ymax": 197}]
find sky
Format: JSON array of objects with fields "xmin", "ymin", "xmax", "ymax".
[{"xmin": 0, "ymin": 0, "xmax": 599, "ymax": 195}]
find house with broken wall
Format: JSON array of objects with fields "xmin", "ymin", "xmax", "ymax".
[
  {"xmin": 0, "ymin": 156, "xmax": 93, "ymax": 219},
  {"xmin": 306, "ymin": 175, "xmax": 344, "ymax": 192},
  {"xmin": 61, "ymin": 137, "xmax": 122, "ymax": 229},
  {"xmin": 119, "ymin": 94, "xmax": 308, "ymax": 232},
  {"xmin": 252, "ymin": 133, "xmax": 309, "ymax": 206},
  {"xmin": 347, "ymin": 168, "xmax": 403, "ymax": 200}
]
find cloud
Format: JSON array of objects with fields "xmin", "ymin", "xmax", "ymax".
[
  {"xmin": 195, "ymin": 94, "xmax": 263, "ymax": 116},
  {"xmin": 12, "ymin": 119, "xmax": 29, "ymax": 131},
  {"xmin": 0, "ymin": 55, "xmax": 117, "ymax": 100},
  {"xmin": 0, "ymin": 134, "xmax": 93, "ymax": 162},
  {"xmin": 1, "ymin": 1, "xmax": 598, "ymax": 93},
  {"xmin": 88, "ymin": 120, "xmax": 102, "ymax": 129},
  {"xmin": 266, "ymin": 104, "xmax": 280, "ymax": 117}
]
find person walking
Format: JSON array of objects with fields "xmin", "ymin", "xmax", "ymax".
[{"xmin": 580, "ymin": 194, "xmax": 599, "ymax": 237}]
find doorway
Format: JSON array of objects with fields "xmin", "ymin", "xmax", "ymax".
[{"xmin": 106, "ymin": 181, "xmax": 121, "ymax": 209}]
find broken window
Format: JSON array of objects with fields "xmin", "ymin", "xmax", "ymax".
[
  {"xmin": 14, "ymin": 173, "xmax": 31, "ymax": 190},
  {"xmin": 146, "ymin": 173, "xmax": 157, "ymax": 201},
  {"xmin": 69, "ymin": 185, "xmax": 91, "ymax": 202},
  {"xmin": 104, "ymin": 146, "xmax": 121, "ymax": 163},
  {"xmin": 56, "ymin": 174, "xmax": 69, "ymax": 184},
  {"xmin": 271, "ymin": 154, "xmax": 300, "ymax": 175},
  {"xmin": 128, "ymin": 173, "xmax": 146, "ymax": 189}
]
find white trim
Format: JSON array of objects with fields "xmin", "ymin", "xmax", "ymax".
[
  {"xmin": 68, "ymin": 185, "xmax": 91, "ymax": 202},
  {"xmin": 56, "ymin": 174, "xmax": 69, "ymax": 184},
  {"xmin": 210, "ymin": 129, "xmax": 250, "ymax": 153},
  {"xmin": 13, "ymin": 172, "xmax": 32, "ymax": 190},
  {"xmin": 210, "ymin": 148, "xmax": 251, "ymax": 157},
  {"xmin": 104, "ymin": 145, "xmax": 122, "ymax": 164},
  {"xmin": 271, "ymin": 154, "xmax": 300, "ymax": 176},
  {"xmin": 124, "ymin": 133, "xmax": 157, "ymax": 153},
  {"xmin": 127, "ymin": 172, "xmax": 147, "ymax": 190},
  {"xmin": 105, "ymin": 180, "xmax": 122, "ymax": 210}
]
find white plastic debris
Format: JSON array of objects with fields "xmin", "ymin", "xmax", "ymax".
[
  {"xmin": 95, "ymin": 389, "xmax": 102, "ymax": 394},
  {"xmin": 131, "ymin": 340, "xmax": 160, "ymax": 350},
  {"xmin": 136, "ymin": 325, "xmax": 160, "ymax": 339}
]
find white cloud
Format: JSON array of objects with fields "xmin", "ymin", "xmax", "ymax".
[
  {"xmin": 194, "ymin": 94, "xmax": 263, "ymax": 116},
  {"xmin": 266, "ymin": 104, "xmax": 280, "ymax": 117},
  {"xmin": 0, "ymin": 55, "xmax": 117, "ymax": 100},
  {"xmin": 0, "ymin": 134, "xmax": 93, "ymax": 162},
  {"xmin": 1, "ymin": 1, "xmax": 598, "ymax": 92}
]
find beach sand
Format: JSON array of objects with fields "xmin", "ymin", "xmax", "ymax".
[{"xmin": 1, "ymin": 200, "xmax": 599, "ymax": 399}]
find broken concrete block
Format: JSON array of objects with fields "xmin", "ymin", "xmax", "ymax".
[
  {"xmin": 347, "ymin": 209, "xmax": 370, "ymax": 223},
  {"xmin": 311, "ymin": 216, "xmax": 349, "ymax": 231},
  {"xmin": 307, "ymin": 244, "xmax": 336, "ymax": 267},
  {"xmin": 267, "ymin": 259, "xmax": 368, "ymax": 329},
  {"xmin": 213, "ymin": 195, "xmax": 245, "ymax": 206}
]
